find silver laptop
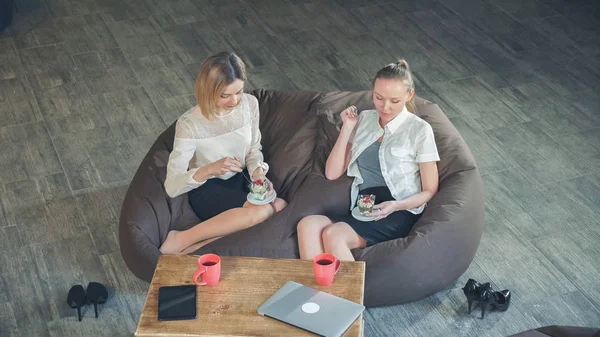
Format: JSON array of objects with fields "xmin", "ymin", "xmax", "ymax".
[{"xmin": 257, "ymin": 281, "xmax": 365, "ymax": 337}]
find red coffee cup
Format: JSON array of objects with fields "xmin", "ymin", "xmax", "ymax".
[
  {"xmin": 192, "ymin": 254, "xmax": 221, "ymax": 286},
  {"xmin": 313, "ymin": 253, "xmax": 341, "ymax": 286}
]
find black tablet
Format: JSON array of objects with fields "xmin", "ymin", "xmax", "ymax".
[{"xmin": 158, "ymin": 285, "xmax": 197, "ymax": 321}]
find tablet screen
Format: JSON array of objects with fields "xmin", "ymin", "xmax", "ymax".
[{"xmin": 158, "ymin": 285, "xmax": 197, "ymax": 321}]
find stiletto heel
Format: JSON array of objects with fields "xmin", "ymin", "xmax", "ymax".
[
  {"xmin": 67, "ymin": 285, "xmax": 86, "ymax": 322},
  {"xmin": 86, "ymin": 282, "xmax": 108, "ymax": 318},
  {"xmin": 462, "ymin": 279, "xmax": 480, "ymax": 314},
  {"xmin": 477, "ymin": 283, "xmax": 493, "ymax": 319}
]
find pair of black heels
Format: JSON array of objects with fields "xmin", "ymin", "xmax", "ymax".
[
  {"xmin": 67, "ymin": 282, "xmax": 108, "ymax": 321},
  {"xmin": 462, "ymin": 279, "xmax": 511, "ymax": 318}
]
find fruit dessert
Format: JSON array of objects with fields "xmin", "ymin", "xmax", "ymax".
[
  {"xmin": 250, "ymin": 179, "xmax": 269, "ymax": 200},
  {"xmin": 357, "ymin": 194, "xmax": 376, "ymax": 216}
]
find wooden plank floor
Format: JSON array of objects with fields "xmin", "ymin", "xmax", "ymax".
[{"xmin": 1, "ymin": 0, "xmax": 599, "ymax": 336}]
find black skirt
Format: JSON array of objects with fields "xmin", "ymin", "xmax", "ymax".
[
  {"xmin": 327, "ymin": 186, "xmax": 421, "ymax": 247},
  {"xmin": 188, "ymin": 173, "xmax": 250, "ymax": 221}
]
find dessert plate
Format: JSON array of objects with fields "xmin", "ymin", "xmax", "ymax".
[
  {"xmin": 247, "ymin": 191, "xmax": 277, "ymax": 205},
  {"xmin": 351, "ymin": 207, "xmax": 377, "ymax": 222}
]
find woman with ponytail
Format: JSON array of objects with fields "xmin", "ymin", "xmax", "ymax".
[{"xmin": 297, "ymin": 60, "xmax": 440, "ymax": 261}]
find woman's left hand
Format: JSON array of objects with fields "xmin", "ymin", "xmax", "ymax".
[
  {"xmin": 261, "ymin": 177, "xmax": 275, "ymax": 196},
  {"xmin": 372, "ymin": 201, "xmax": 399, "ymax": 221},
  {"xmin": 252, "ymin": 169, "xmax": 275, "ymax": 196}
]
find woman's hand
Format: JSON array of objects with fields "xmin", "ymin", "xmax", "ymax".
[
  {"xmin": 325, "ymin": 106, "xmax": 357, "ymax": 180},
  {"xmin": 251, "ymin": 168, "xmax": 275, "ymax": 196},
  {"xmin": 372, "ymin": 201, "xmax": 400, "ymax": 221},
  {"xmin": 340, "ymin": 105, "xmax": 358, "ymax": 129},
  {"xmin": 202, "ymin": 157, "xmax": 243, "ymax": 179}
]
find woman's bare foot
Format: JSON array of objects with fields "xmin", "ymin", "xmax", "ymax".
[
  {"xmin": 159, "ymin": 230, "xmax": 186, "ymax": 254},
  {"xmin": 274, "ymin": 198, "xmax": 287, "ymax": 212}
]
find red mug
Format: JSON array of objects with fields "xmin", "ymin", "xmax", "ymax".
[
  {"xmin": 192, "ymin": 254, "xmax": 221, "ymax": 286},
  {"xmin": 313, "ymin": 253, "xmax": 341, "ymax": 286}
]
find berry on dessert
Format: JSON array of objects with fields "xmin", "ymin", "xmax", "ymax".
[{"xmin": 250, "ymin": 179, "xmax": 268, "ymax": 200}]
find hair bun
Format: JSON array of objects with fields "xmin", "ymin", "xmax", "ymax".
[{"xmin": 397, "ymin": 59, "xmax": 409, "ymax": 70}]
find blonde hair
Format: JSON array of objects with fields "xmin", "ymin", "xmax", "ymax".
[
  {"xmin": 374, "ymin": 59, "xmax": 416, "ymax": 112},
  {"xmin": 195, "ymin": 52, "xmax": 246, "ymax": 120}
]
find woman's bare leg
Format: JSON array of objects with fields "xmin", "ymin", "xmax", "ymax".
[
  {"xmin": 181, "ymin": 236, "xmax": 223, "ymax": 255},
  {"xmin": 160, "ymin": 198, "xmax": 287, "ymax": 254},
  {"xmin": 321, "ymin": 222, "xmax": 367, "ymax": 261},
  {"xmin": 297, "ymin": 215, "xmax": 335, "ymax": 260}
]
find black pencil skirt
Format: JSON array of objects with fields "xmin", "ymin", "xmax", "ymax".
[
  {"xmin": 187, "ymin": 173, "xmax": 249, "ymax": 221},
  {"xmin": 327, "ymin": 186, "xmax": 422, "ymax": 247}
]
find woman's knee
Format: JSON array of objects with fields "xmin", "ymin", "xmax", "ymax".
[
  {"xmin": 297, "ymin": 215, "xmax": 318, "ymax": 233},
  {"xmin": 243, "ymin": 205, "xmax": 270, "ymax": 227},
  {"xmin": 297, "ymin": 215, "xmax": 329, "ymax": 234},
  {"xmin": 321, "ymin": 224, "xmax": 344, "ymax": 245},
  {"xmin": 322, "ymin": 223, "xmax": 364, "ymax": 248}
]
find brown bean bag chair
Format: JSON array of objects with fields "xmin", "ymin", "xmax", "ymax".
[{"xmin": 119, "ymin": 89, "xmax": 484, "ymax": 307}]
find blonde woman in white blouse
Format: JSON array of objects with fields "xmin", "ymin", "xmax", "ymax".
[{"xmin": 160, "ymin": 52, "xmax": 287, "ymax": 254}]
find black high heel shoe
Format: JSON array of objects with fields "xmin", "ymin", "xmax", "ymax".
[
  {"xmin": 477, "ymin": 283, "xmax": 494, "ymax": 318},
  {"xmin": 67, "ymin": 285, "xmax": 86, "ymax": 321},
  {"xmin": 462, "ymin": 279, "xmax": 512, "ymax": 318},
  {"xmin": 462, "ymin": 278, "xmax": 481, "ymax": 314},
  {"xmin": 86, "ymin": 282, "xmax": 108, "ymax": 318}
]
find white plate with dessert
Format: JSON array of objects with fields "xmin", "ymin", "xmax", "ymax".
[
  {"xmin": 351, "ymin": 194, "xmax": 378, "ymax": 222},
  {"xmin": 247, "ymin": 191, "xmax": 277, "ymax": 205},
  {"xmin": 247, "ymin": 179, "xmax": 277, "ymax": 205},
  {"xmin": 351, "ymin": 207, "xmax": 377, "ymax": 222}
]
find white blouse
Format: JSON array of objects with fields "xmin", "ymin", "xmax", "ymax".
[
  {"xmin": 348, "ymin": 107, "xmax": 440, "ymax": 214},
  {"xmin": 164, "ymin": 93, "xmax": 268, "ymax": 198}
]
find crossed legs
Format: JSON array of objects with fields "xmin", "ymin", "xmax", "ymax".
[
  {"xmin": 160, "ymin": 198, "xmax": 287, "ymax": 254},
  {"xmin": 297, "ymin": 215, "xmax": 367, "ymax": 261}
]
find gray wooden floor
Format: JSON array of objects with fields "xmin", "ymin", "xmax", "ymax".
[{"xmin": 1, "ymin": 0, "xmax": 599, "ymax": 336}]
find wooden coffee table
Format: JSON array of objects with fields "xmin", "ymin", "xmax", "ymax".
[{"xmin": 135, "ymin": 255, "xmax": 365, "ymax": 337}]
